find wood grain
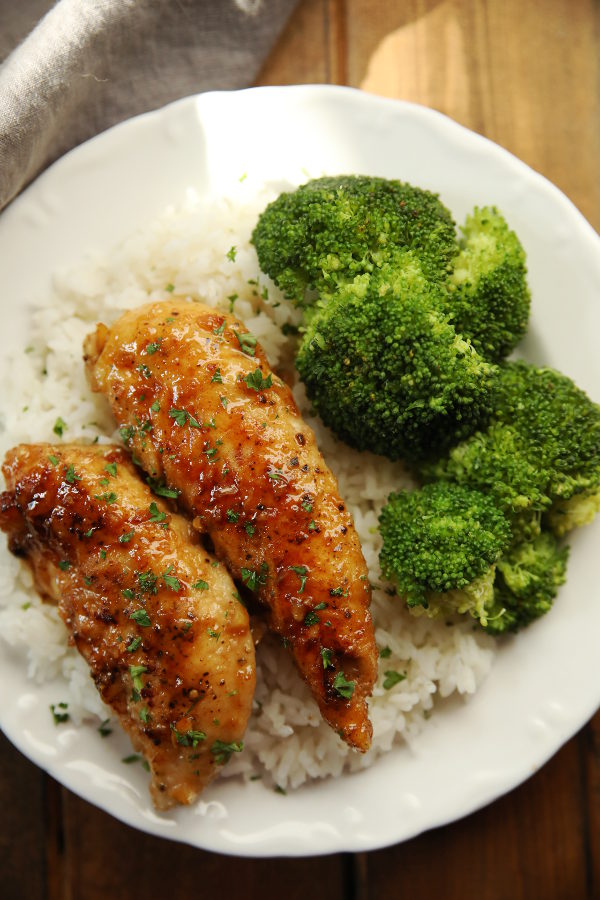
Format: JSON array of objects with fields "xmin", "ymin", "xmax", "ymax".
[{"xmin": 1, "ymin": 3, "xmax": 599, "ymax": 899}]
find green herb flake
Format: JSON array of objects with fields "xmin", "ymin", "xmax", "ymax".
[
  {"xmin": 137, "ymin": 363, "xmax": 152, "ymax": 379},
  {"xmin": 50, "ymin": 702, "xmax": 70, "ymax": 724},
  {"xmin": 129, "ymin": 664, "xmax": 147, "ymax": 693},
  {"xmin": 120, "ymin": 425, "xmax": 135, "ymax": 443},
  {"xmin": 210, "ymin": 739, "xmax": 243, "ymax": 765},
  {"xmin": 171, "ymin": 725, "xmax": 207, "ymax": 748},
  {"xmin": 58, "ymin": 560, "xmax": 70, "ymax": 572},
  {"xmin": 130, "ymin": 609, "xmax": 151, "ymax": 628},
  {"xmin": 137, "ymin": 571, "xmax": 158, "ymax": 594},
  {"xmin": 104, "ymin": 462, "xmax": 118, "ymax": 477},
  {"xmin": 290, "ymin": 564, "xmax": 308, "ymax": 593},
  {"xmin": 121, "ymin": 754, "xmax": 143, "ymax": 765},
  {"xmin": 226, "ymin": 245, "xmax": 237, "ymax": 262},
  {"xmin": 53, "ymin": 417, "xmax": 67, "ymax": 437},
  {"xmin": 211, "ymin": 368, "xmax": 223, "ymax": 384},
  {"xmin": 165, "ymin": 284, "xmax": 175, "ymax": 294},
  {"xmin": 84, "ymin": 528, "xmax": 94, "ymax": 539},
  {"xmin": 241, "ymin": 565, "xmax": 267, "ymax": 592},
  {"xmin": 329, "ymin": 586, "xmax": 344, "ymax": 597},
  {"xmin": 207, "ymin": 628, "xmax": 220, "ymax": 640},
  {"xmin": 126, "ymin": 636, "xmax": 142, "ymax": 653},
  {"xmin": 244, "ymin": 369, "xmax": 273, "ymax": 392},
  {"xmin": 94, "ymin": 491, "xmax": 117, "ymax": 504},
  {"xmin": 301, "ymin": 500, "xmax": 313, "ymax": 513},
  {"xmin": 119, "ymin": 530, "xmax": 135, "ymax": 544},
  {"xmin": 308, "ymin": 520, "xmax": 317, "ymax": 531},
  {"xmin": 64, "ymin": 464, "xmax": 81, "ymax": 484},
  {"xmin": 145, "ymin": 339, "xmax": 162, "ymax": 355},
  {"xmin": 268, "ymin": 469, "xmax": 283, "ymax": 482},
  {"xmin": 320, "ymin": 648, "xmax": 334, "ymax": 669},
  {"xmin": 162, "ymin": 565, "xmax": 181, "ymax": 592},
  {"xmin": 194, "ymin": 580, "xmax": 209, "ymax": 591},
  {"xmin": 98, "ymin": 719, "xmax": 112, "ymax": 737},
  {"xmin": 233, "ymin": 330, "xmax": 257, "ymax": 357},
  {"xmin": 122, "ymin": 588, "xmax": 135, "ymax": 600},
  {"xmin": 228, "ymin": 293, "xmax": 238, "ymax": 312},
  {"xmin": 333, "ymin": 671, "xmax": 356, "ymax": 700},
  {"xmin": 379, "ymin": 646, "xmax": 392, "ymax": 659},
  {"xmin": 383, "ymin": 670, "xmax": 407, "ymax": 690},
  {"xmin": 148, "ymin": 502, "xmax": 167, "ymax": 525},
  {"xmin": 100, "ymin": 550, "xmax": 107, "ymax": 560},
  {"xmin": 139, "ymin": 707, "xmax": 151, "ymax": 723},
  {"xmin": 169, "ymin": 407, "xmax": 189, "ymax": 427},
  {"xmin": 151, "ymin": 400, "xmax": 161, "ymax": 413},
  {"xmin": 220, "ymin": 395, "xmax": 228, "ymax": 409},
  {"xmin": 147, "ymin": 477, "xmax": 179, "ymax": 499},
  {"xmin": 48, "ymin": 454, "xmax": 59, "ymax": 467},
  {"xmin": 245, "ymin": 523, "xmax": 255, "ymax": 536},
  {"xmin": 226, "ymin": 509, "xmax": 239, "ymax": 523}
]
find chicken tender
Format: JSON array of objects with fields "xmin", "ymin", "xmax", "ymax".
[
  {"xmin": 84, "ymin": 301, "xmax": 378, "ymax": 751},
  {"xmin": 0, "ymin": 443, "xmax": 255, "ymax": 809}
]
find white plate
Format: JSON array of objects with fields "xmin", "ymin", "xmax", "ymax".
[{"xmin": 1, "ymin": 85, "xmax": 599, "ymax": 857}]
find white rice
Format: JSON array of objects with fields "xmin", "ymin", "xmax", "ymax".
[{"xmin": 0, "ymin": 181, "xmax": 496, "ymax": 790}]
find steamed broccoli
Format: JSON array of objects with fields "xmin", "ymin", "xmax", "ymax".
[
  {"xmin": 251, "ymin": 175, "xmax": 459, "ymax": 304},
  {"xmin": 296, "ymin": 256, "xmax": 497, "ymax": 461},
  {"xmin": 483, "ymin": 533, "xmax": 569, "ymax": 634},
  {"xmin": 378, "ymin": 482, "xmax": 511, "ymax": 625},
  {"xmin": 446, "ymin": 207, "xmax": 531, "ymax": 361},
  {"xmin": 423, "ymin": 361, "xmax": 600, "ymax": 537}
]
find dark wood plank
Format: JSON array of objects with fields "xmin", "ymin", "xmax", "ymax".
[
  {"xmin": 0, "ymin": 733, "xmax": 47, "ymax": 900},
  {"xmin": 60, "ymin": 789, "xmax": 347, "ymax": 900},
  {"xmin": 581, "ymin": 711, "xmax": 600, "ymax": 898},
  {"xmin": 363, "ymin": 728, "xmax": 590, "ymax": 900}
]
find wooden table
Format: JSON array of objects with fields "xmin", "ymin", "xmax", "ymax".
[{"xmin": 2, "ymin": 1, "xmax": 599, "ymax": 897}]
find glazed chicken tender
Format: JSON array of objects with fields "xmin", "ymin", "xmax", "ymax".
[
  {"xmin": 0, "ymin": 443, "xmax": 255, "ymax": 809},
  {"xmin": 84, "ymin": 301, "xmax": 377, "ymax": 751}
]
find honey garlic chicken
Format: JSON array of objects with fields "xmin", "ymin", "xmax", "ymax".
[
  {"xmin": 0, "ymin": 443, "xmax": 255, "ymax": 809},
  {"xmin": 85, "ymin": 301, "xmax": 378, "ymax": 751}
]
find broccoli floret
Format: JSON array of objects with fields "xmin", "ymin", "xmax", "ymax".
[
  {"xmin": 446, "ymin": 207, "xmax": 531, "ymax": 361},
  {"xmin": 422, "ymin": 361, "xmax": 600, "ymax": 537},
  {"xmin": 296, "ymin": 256, "xmax": 497, "ymax": 461},
  {"xmin": 483, "ymin": 533, "xmax": 569, "ymax": 634},
  {"xmin": 379, "ymin": 482, "xmax": 511, "ymax": 625},
  {"xmin": 251, "ymin": 175, "xmax": 459, "ymax": 304}
]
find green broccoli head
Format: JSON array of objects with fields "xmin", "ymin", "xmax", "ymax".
[
  {"xmin": 378, "ymin": 482, "xmax": 511, "ymax": 625},
  {"xmin": 447, "ymin": 207, "xmax": 531, "ymax": 361},
  {"xmin": 483, "ymin": 532, "xmax": 569, "ymax": 634},
  {"xmin": 251, "ymin": 175, "xmax": 459, "ymax": 304},
  {"xmin": 296, "ymin": 255, "xmax": 497, "ymax": 461},
  {"xmin": 422, "ymin": 362, "xmax": 600, "ymax": 537}
]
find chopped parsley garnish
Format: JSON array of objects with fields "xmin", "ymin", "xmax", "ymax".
[
  {"xmin": 329, "ymin": 586, "xmax": 344, "ymax": 597},
  {"xmin": 226, "ymin": 509, "xmax": 239, "ymax": 523},
  {"xmin": 137, "ymin": 363, "xmax": 152, "ymax": 379},
  {"xmin": 145, "ymin": 339, "xmax": 162, "ymax": 355},
  {"xmin": 226, "ymin": 245, "xmax": 237, "ymax": 262},
  {"xmin": 53, "ymin": 417, "xmax": 67, "ymax": 437},
  {"xmin": 48, "ymin": 454, "xmax": 59, "ymax": 466},
  {"xmin": 320, "ymin": 648, "xmax": 334, "ymax": 669},
  {"xmin": 228, "ymin": 293, "xmax": 238, "ymax": 312},
  {"xmin": 314, "ymin": 602, "xmax": 327, "ymax": 611},
  {"xmin": 120, "ymin": 425, "xmax": 135, "ymax": 443},
  {"xmin": 139, "ymin": 707, "xmax": 151, "ymax": 723},
  {"xmin": 58, "ymin": 560, "xmax": 70, "ymax": 572},
  {"xmin": 64, "ymin": 464, "xmax": 80, "ymax": 484},
  {"xmin": 301, "ymin": 500, "xmax": 313, "ymax": 513},
  {"xmin": 203, "ymin": 444, "xmax": 218, "ymax": 459},
  {"xmin": 267, "ymin": 469, "xmax": 283, "ymax": 482},
  {"xmin": 210, "ymin": 739, "xmax": 243, "ymax": 765},
  {"xmin": 244, "ymin": 369, "xmax": 273, "ymax": 392},
  {"xmin": 146, "ymin": 476, "xmax": 179, "ymax": 499},
  {"xmin": 171, "ymin": 724, "xmax": 206, "ymax": 747},
  {"xmin": 130, "ymin": 609, "xmax": 151, "ymax": 627},
  {"xmin": 379, "ymin": 646, "xmax": 392, "ymax": 659},
  {"xmin": 50, "ymin": 702, "xmax": 70, "ymax": 724},
  {"xmin": 233, "ymin": 330, "xmax": 257, "ymax": 357},
  {"xmin": 98, "ymin": 719, "xmax": 112, "ymax": 737},
  {"xmin": 383, "ymin": 670, "xmax": 406, "ymax": 690},
  {"xmin": 308, "ymin": 520, "xmax": 317, "ymax": 531},
  {"xmin": 274, "ymin": 784, "xmax": 287, "ymax": 795},
  {"xmin": 165, "ymin": 284, "xmax": 175, "ymax": 294},
  {"xmin": 129, "ymin": 665, "xmax": 147, "ymax": 694},
  {"xmin": 94, "ymin": 491, "xmax": 117, "ymax": 504},
  {"xmin": 304, "ymin": 611, "xmax": 320, "ymax": 626},
  {"xmin": 168, "ymin": 407, "xmax": 200, "ymax": 427},
  {"xmin": 240, "ymin": 564, "xmax": 268, "ymax": 592},
  {"xmin": 245, "ymin": 523, "xmax": 255, "ymax": 536},
  {"xmin": 119, "ymin": 530, "xmax": 135, "ymax": 544},
  {"xmin": 126, "ymin": 636, "xmax": 142, "ymax": 653},
  {"xmin": 162, "ymin": 565, "xmax": 180, "ymax": 591},
  {"xmin": 104, "ymin": 462, "xmax": 118, "ymax": 477},
  {"xmin": 151, "ymin": 400, "xmax": 161, "ymax": 412},
  {"xmin": 194, "ymin": 580, "xmax": 209, "ymax": 591},
  {"xmin": 220, "ymin": 396, "xmax": 228, "ymax": 409},
  {"xmin": 100, "ymin": 550, "xmax": 107, "ymax": 560},
  {"xmin": 83, "ymin": 576, "xmax": 93, "ymax": 586},
  {"xmin": 137, "ymin": 571, "xmax": 158, "ymax": 594},
  {"xmin": 122, "ymin": 588, "xmax": 135, "ymax": 600},
  {"xmin": 333, "ymin": 671, "xmax": 356, "ymax": 700},
  {"xmin": 211, "ymin": 368, "xmax": 223, "ymax": 384},
  {"xmin": 290, "ymin": 564, "xmax": 308, "ymax": 593},
  {"xmin": 148, "ymin": 501, "xmax": 167, "ymax": 524},
  {"xmin": 121, "ymin": 754, "xmax": 143, "ymax": 765},
  {"xmin": 207, "ymin": 628, "xmax": 220, "ymax": 640}
]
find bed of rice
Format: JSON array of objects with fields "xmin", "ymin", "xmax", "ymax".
[{"xmin": 0, "ymin": 182, "xmax": 496, "ymax": 790}]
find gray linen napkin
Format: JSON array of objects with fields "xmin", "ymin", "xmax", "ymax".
[{"xmin": 0, "ymin": 0, "xmax": 298, "ymax": 211}]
